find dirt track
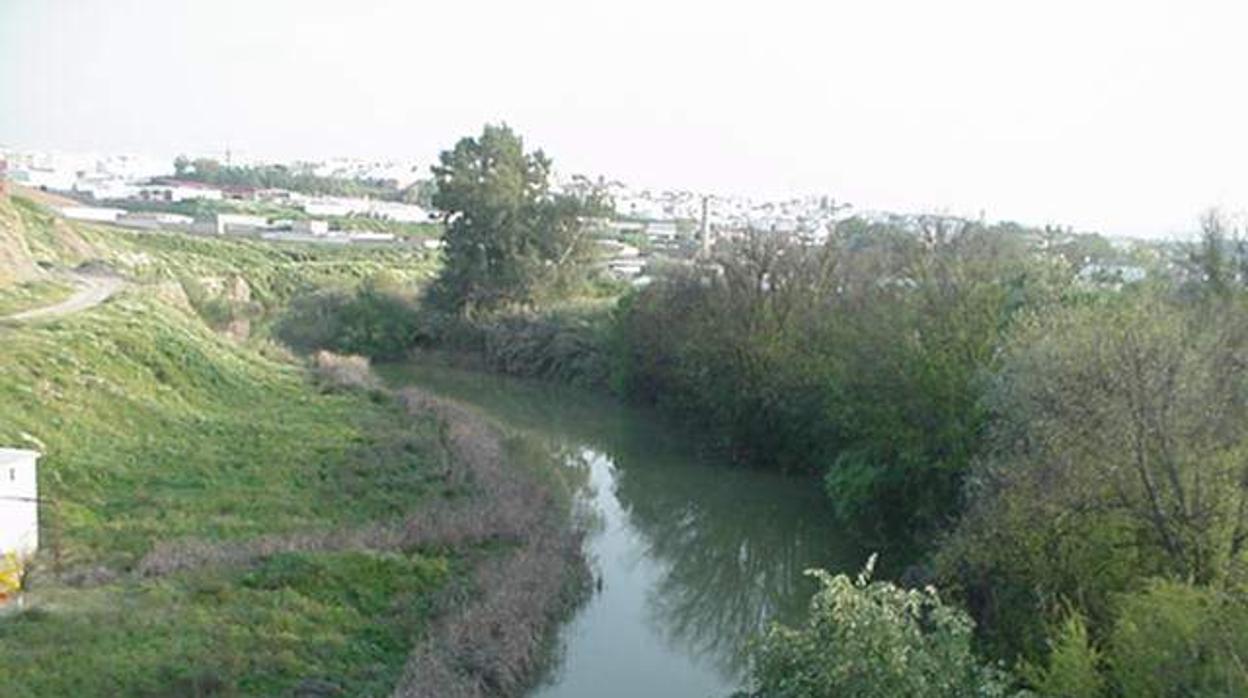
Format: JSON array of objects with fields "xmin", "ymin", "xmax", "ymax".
[{"xmin": 3, "ymin": 274, "xmax": 122, "ymax": 322}]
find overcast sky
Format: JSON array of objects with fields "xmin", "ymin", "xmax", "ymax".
[{"xmin": 2, "ymin": 0, "xmax": 1246, "ymax": 237}]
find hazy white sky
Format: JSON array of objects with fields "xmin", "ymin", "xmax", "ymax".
[{"xmin": 3, "ymin": 0, "xmax": 1246, "ymax": 237}]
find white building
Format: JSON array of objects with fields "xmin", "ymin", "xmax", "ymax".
[
  {"xmin": 73, "ymin": 176, "xmax": 138, "ymax": 201},
  {"xmin": 8, "ymin": 167, "xmax": 77, "ymax": 191},
  {"xmin": 137, "ymin": 182, "xmax": 223, "ymax": 203},
  {"xmin": 369, "ymin": 201, "xmax": 430, "ymax": 223},
  {"xmin": 291, "ymin": 219, "xmax": 329, "ymax": 235},
  {"xmin": 0, "ymin": 449, "xmax": 39, "ymax": 558},
  {"xmin": 347, "ymin": 231, "xmax": 396, "ymax": 243},
  {"xmin": 215, "ymin": 213, "xmax": 269, "ymax": 235},
  {"xmin": 303, "ymin": 201, "xmax": 353, "ymax": 217},
  {"xmin": 59, "ymin": 206, "xmax": 126, "ymax": 223},
  {"xmin": 117, "ymin": 211, "xmax": 195, "ymax": 229}
]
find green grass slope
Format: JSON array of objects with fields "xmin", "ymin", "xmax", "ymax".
[{"xmin": 0, "ymin": 198, "xmax": 459, "ymax": 696}]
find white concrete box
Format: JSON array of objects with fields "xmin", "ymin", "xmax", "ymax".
[{"xmin": 0, "ymin": 449, "xmax": 39, "ymax": 558}]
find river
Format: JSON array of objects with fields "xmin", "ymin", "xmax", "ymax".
[{"xmin": 384, "ymin": 363, "xmax": 871, "ymax": 698}]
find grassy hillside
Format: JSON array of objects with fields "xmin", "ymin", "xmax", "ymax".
[
  {"xmin": 0, "ymin": 197, "xmax": 471, "ymax": 696},
  {"xmin": 0, "ymin": 294, "xmax": 447, "ymax": 569},
  {"xmin": 0, "ymin": 278, "xmax": 74, "ymax": 316},
  {"xmin": 1, "ymin": 195, "xmax": 437, "ymax": 323}
]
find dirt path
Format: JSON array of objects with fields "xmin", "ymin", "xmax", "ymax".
[{"xmin": 3, "ymin": 274, "xmax": 123, "ymax": 322}]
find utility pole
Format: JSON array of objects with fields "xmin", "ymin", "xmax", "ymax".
[{"xmin": 699, "ymin": 194, "xmax": 711, "ymax": 256}]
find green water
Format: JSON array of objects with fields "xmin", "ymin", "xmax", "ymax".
[{"xmin": 384, "ymin": 363, "xmax": 870, "ymax": 697}]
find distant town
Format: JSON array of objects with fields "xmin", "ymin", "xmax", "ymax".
[{"xmin": 0, "ymin": 145, "xmax": 1174, "ymax": 289}]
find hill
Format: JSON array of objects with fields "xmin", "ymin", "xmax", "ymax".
[{"xmin": 0, "ymin": 196, "xmax": 584, "ymax": 696}]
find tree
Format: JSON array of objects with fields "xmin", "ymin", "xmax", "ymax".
[
  {"xmin": 429, "ymin": 124, "xmax": 610, "ymax": 315},
  {"xmin": 942, "ymin": 289, "xmax": 1248, "ymax": 660},
  {"xmin": 1191, "ymin": 208, "xmax": 1247, "ymax": 296}
]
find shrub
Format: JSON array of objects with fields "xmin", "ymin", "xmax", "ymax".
[
  {"xmin": 613, "ymin": 224, "xmax": 1056, "ymax": 540},
  {"xmin": 746, "ymin": 556, "xmax": 1022, "ymax": 698},
  {"xmin": 1108, "ymin": 579, "xmax": 1248, "ymax": 697},
  {"xmin": 310, "ymin": 350, "xmax": 380, "ymax": 392},
  {"xmin": 940, "ymin": 290, "xmax": 1248, "ymax": 661},
  {"xmin": 0, "ymin": 552, "xmax": 25, "ymax": 601},
  {"xmin": 1021, "ymin": 609, "xmax": 1103, "ymax": 698},
  {"xmin": 276, "ymin": 278, "xmax": 422, "ymax": 360},
  {"xmin": 478, "ymin": 310, "xmax": 613, "ymax": 389}
]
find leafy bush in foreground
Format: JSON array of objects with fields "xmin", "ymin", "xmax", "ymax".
[{"xmin": 747, "ymin": 557, "xmax": 1022, "ymax": 698}]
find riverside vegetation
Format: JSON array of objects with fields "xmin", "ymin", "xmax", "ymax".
[
  {"xmin": 285, "ymin": 126, "xmax": 1247, "ymax": 696},
  {"xmin": 0, "ymin": 190, "xmax": 588, "ymax": 696},
  {"xmin": 4, "ymin": 121, "xmax": 1248, "ymax": 696}
]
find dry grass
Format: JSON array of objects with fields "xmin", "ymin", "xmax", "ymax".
[
  {"xmin": 310, "ymin": 350, "xmax": 382, "ymax": 391},
  {"xmin": 392, "ymin": 388, "xmax": 589, "ymax": 698},
  {"xmin": 395, "ymin": 532, "xmax": 586, "ymax": 698}
]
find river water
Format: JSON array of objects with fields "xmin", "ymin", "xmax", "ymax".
[{"xmin": 385, "ymin": 364, "xmax": 870, "ymax": 698}]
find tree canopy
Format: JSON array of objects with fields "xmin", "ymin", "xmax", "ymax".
[{"xmin": 429, "ymin": 124, "xmax": 610, "ymax": 315}]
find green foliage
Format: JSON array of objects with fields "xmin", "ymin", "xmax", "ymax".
[
  {"xmin": 747, "ymin": 557, "xmax": 1022, "ymax": 698},
  {"xmin": 106, "ymin": 195, "xmax": 308, "ymax": 222},
  {"xmin": 328, "ymin": 213, "xmax": 442, "ymax": 239},
  {"xmin": 430, "ymin": 124, "xmax": 611, "ymax": 315},
  {"xmin": 473, "ymin": 303, "xmax": 616, "ymax": 389},
  {"xmin": 941, "ymin": 289, "xmax": 1248, "ymax": 660},
  {"xmin": 0, "ymin": 278, "xmax": 74, "ymax": 315},
  {"xmin": 0, "ymin": 552, "xmax": 450, "ymax": 697},
  {"xmin": 173, "ymin": 156, "xmax": 399, "ymax": 198},
  {"xmin": 407, "ymin": 300, "xmax": 617, "ymax": 389},
  {"xmin": 0, "ymin": 195, "xmax": 588, "ymax": 697},
  {"xmin": 1188, "ymin": 209, "xmax": 1248, "ymax": 298},
  {"xmin": 614, "ymin": 221, "xmax": 1068, "ymax": 538},
  {"xmin": 1108, "ymin": 579, "xmax": 1248, "ymax": 698},
  {"xmin": 1021, "ymin": 609, "xmax": 1103, "ymax": 698},
  {"xmin": 276, "ymin": 274, "xmax": 423, "ymax": 360},
  {"xmin": 0, "ymin": 295, "xmax": 445, "ymax": 569}
]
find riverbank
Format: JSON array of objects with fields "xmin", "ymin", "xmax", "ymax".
[
  {"xmin": 0, "ymin": 196, "xmax": 587, "ymax": 696},
  {"xmin": 381, "ymin": 362, "xmax": 869, "ymax": 697},
  {"xmin": 0, "ymin": 294, "xmax": 456, "ymax": 695},
  {"xmin": 391, "ymin": 386, "xmax": 590, "ymax": 698},
  {"xmin": 380, "ymin": 218, "xmax": 1248, "ymax": 696}
]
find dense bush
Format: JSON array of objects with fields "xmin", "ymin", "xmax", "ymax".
[
  {"xmin": 477, "ymin": 308, "xmax": 614, "ymax": 389},
  {"xmin": 1107, "ymin": 579, "xmax": 1248, "ymax": 697},
  {"xmin": 412, "ymin": 302, "xmax": 617, "ymax": 390},
  {"xmin": 309, "ymin": 350, "xmax": 382, "ymax": 392},
  {"xmin": 276, "ymin": 274, "xmax": 423, "ymax": 360},
  {"xmin": 747, "ymin": 557, "xmax": 1022, "ymax": 698},
  {"xmin": 1017, "ymin": 580, "xmax": 1248, "ymax": 698},
  {"xmin": 940, "ymin": 289, "xmax": 1248, "ymax": 661},
  {"xmin": 614, "ymin": 221, "xmax": 1068, "ymax": 538}
]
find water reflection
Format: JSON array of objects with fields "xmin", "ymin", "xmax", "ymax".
[
  {"xmin": 617, "ymin": 461, "xmax": 847, "ymax": 674},
  {"xmin": 382, "ymin": 364, "xmax": 870, "ymax": 695}
]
